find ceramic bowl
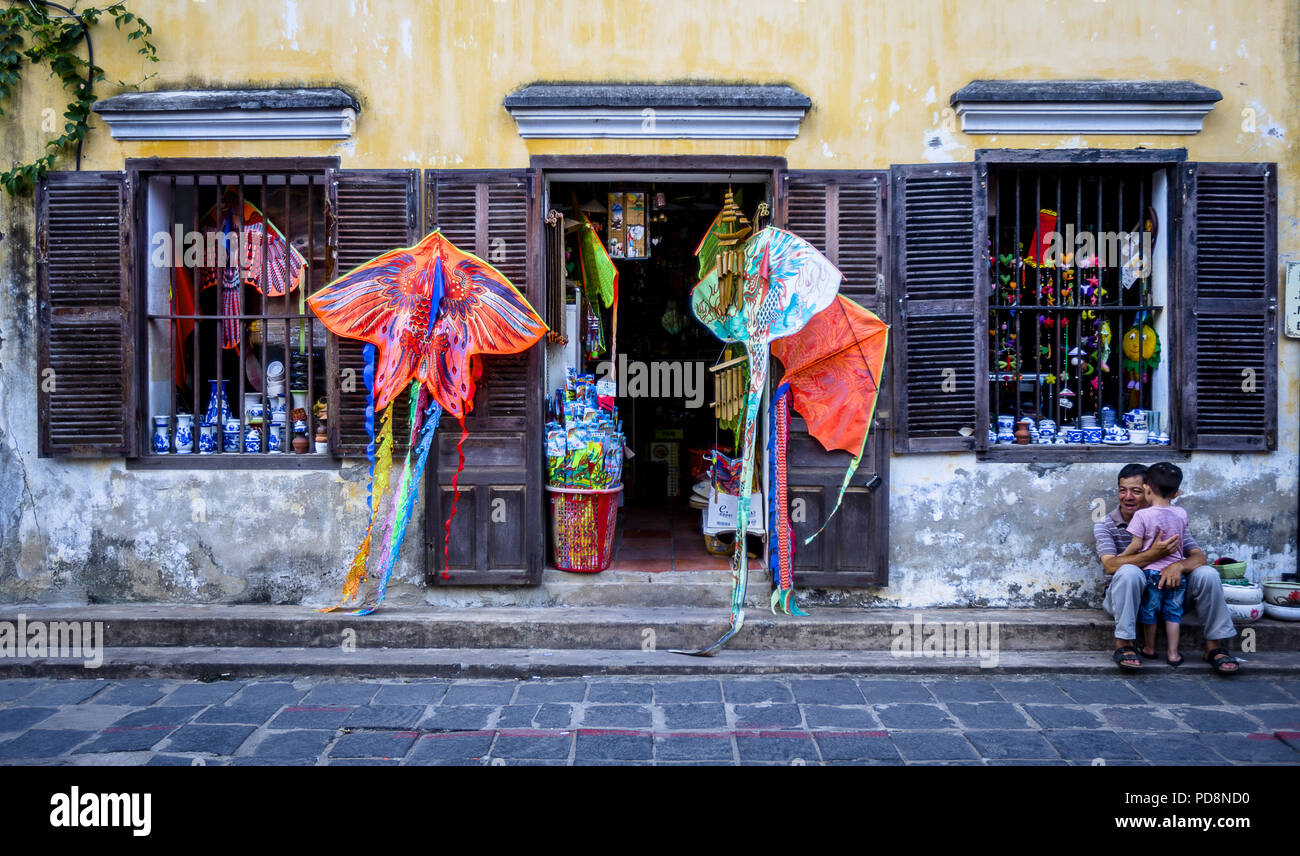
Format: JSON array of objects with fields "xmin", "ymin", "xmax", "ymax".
[
  {"xmin": 1261, "ymin": 579, "xmax": 1300, "ymax": 608},
  {"xmin": 1227, "ymin": 602, "xmax": 1264, "ymax": 623}
]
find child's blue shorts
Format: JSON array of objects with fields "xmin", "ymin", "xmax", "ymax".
[{"xmin": 1139, "ymin": 572, "xmax": 1187, "ymax": 625}]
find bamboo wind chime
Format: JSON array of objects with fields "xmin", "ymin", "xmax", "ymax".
[
  {"xmin": 715, "ymin": 188, "xmax": 752, "ymax": 311},
  {"xmin": 710, "ymin": 353, "xmax": 747, "ymax": 423}
]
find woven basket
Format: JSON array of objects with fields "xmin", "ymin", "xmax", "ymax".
[{"xmin": 547, "ymin": 485, "xmax": 621, "ymax": 573}]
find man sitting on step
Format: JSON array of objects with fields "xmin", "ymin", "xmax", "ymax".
[{"xmin": 1093, "ymin": 463, "xmax": 1240, "ymax": 675}]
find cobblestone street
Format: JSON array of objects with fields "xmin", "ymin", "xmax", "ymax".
[{"xmin": 1, "ymin": 673, "xmax": 1297, "ymax": 766}]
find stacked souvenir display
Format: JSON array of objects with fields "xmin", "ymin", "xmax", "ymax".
[
  {"xmin": 545, "ymin": 369, "xmax": 625, "ymax": 490},
  {"xmin": 1215, "ymin": 557, "xmax": 1265, "ymax": 623},
  {"xmin": 988, "ymin": 407, "xmax": 1170, "ymax": 446},
  {"xmin": 987, "ymin": 206, "xmax": 1169, "ymax": 448}
]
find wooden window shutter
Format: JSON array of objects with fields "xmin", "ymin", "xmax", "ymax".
[
  {"xmin": 889, "ymin": 163, "xmax": 985, "ymax": 453},
  {"xmin": 424, "ymin": 169, "xmax": 543, "ymax": 585},
  {"xmin": 37, "ymin": 171, "xmax": 135, "ymax": 457},
  {"xmin": 1177, "ymin": 162, "xmax": 1278, "ymax": 451},
  {"xmin": 325, "ymin": 169, "xmax": 421, "ymax": 456},
  {"xmin": 777, "ymin": 170, "xmax": 889, "ymax": 585}
]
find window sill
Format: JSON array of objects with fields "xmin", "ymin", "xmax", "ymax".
[
  {"xmin": 126, "ymin": 454, "xmax": 341, "ymax": 471},
  {"xmin": 977, "ymin": 445, "xmax": 1189, "ymax": 464}
]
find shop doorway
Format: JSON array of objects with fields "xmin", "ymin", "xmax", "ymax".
[{"xmin": 546, "ymin": 175, "xmax": 771, "ymax": 572}]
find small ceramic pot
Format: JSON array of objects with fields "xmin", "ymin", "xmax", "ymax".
[
  {"xmin": 1037, "ymin": 419, "xmax": 1057, "ymax": 436},
  {"xmin": 1066, "ymin": 428, "xmax": 1084, "ymax": 444},
  {"xmin": 1083, "ymin": 426, "xmax": 1103, "ymax": 444},
  {"xmin": 152, "ymin": 416, "xmax": 170, "ymax": 454},
  {"xmin": 175, "ymin": 413, "xmax": 194, "ymax": 454},
  {"xmin": 223, "ymin": 416, "xmax": 242, "ymax": 453},
  {"xmin": 1100, "ymin": 406, "xmax": 1116, "ymax": 429},
  {"xmin": 996, "ymin": 414, "xmax": 1015, "ymax": 432},
  {"xmin": 268, "ymin": 415, "xmax": 286, "ymax": 453},
  {"xmin": 198, "ymin": 420, "xmax": 217, "ymax": 454},
  {"xmin": 1130, "ymin": 429, "xmax": 1149, "ymax": 445},
  {"xmin": 244, "ymin": 424, "xmax": 262, "ymax": 454}
]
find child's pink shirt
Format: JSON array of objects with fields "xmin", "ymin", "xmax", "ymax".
[{"xmin": 1127, "ymin": 505, "xmax": 1189, "ymax": 573}]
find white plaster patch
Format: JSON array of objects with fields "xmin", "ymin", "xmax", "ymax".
[
  {"xmin": 400, "ymin": 19, "xmax": 412, "ymax": 57},
  {"xmin": 1245, "ymin": 100, "xmax": 1286, "ymax": 144},
  {"xmin": 1055, "ymin": 136, "xmax": 1089, "ymax": 149},
  {"xmin": 282, "ymin": 0, "xmax": 299, "ymax": 51},
  {"xmin": 924, "ymin": 85, "xmax": 937, "ymax": 105},
  {"xmin": 1237, "ymin": 39, "xmax": 1249, "ymax": 58},
  {"xmin": 922, "ymin": 124, "xmax": 961, "ymax": 163},
  {"xmin": 821, "ymin": 140, "xmax": 834, "ymax": 159},
  {"xmin": 888, "ymin": 100, "xmax": 900, "ymax": 117}
]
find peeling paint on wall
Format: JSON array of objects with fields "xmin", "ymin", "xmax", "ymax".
[{"xmin": 0, "ymin": 0, "xmax": 1295, "ymax": 610}]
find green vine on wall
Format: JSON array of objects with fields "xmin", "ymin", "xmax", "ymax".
[{"xmin": 0, "ymin": 1, "xmax": 158, "ymax": 195}]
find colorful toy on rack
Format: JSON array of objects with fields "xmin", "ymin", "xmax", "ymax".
[
  {"xmin": 545, "ymin": 369, "xmax": 624, "ymax": 490},
  {"xmin": 308, "ymin": 229, "xmax": 547, "ymax": 614}
]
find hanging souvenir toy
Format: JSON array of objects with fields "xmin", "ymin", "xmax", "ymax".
[
  {"xmin": 308, "ymin": 230, "xmax": 546, "ymax": 614},
  {"xmin": 1122, "ymin": 321, "xmax": 1161, "ymax": 390},
  {"xmin": 679, "ymin": 224, "xmax": 841, "ymax": 655}
]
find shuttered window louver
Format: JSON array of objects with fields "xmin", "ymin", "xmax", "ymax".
[
  {"xmin": 1179, "ymin": 163, "xmax": 1278, "ymax": 451},
  {"xmin": 37, "ymin": 172, "xmax": 134, "ymax": 457},
  {"xmin": 890, "ymin": 164, "xmax": 984, "ymax": 453},
  {"xmin": 326, "ymin": 170, "xmax": 421, "ymax": 456}
]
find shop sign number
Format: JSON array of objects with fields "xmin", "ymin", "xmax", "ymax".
[{"xmin": 1286, "ymin": 262, "xmax": 1300, "ymax": 338}]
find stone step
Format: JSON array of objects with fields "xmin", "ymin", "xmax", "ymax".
[
  {"xmin": 2, "ymin": 605, "xmax": 1296, "ymax": 652},
  {"xmin": 1, "ymin": 646, "xmax": 1297, "ymax": 679}
]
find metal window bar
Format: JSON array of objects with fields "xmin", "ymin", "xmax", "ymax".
[
  {"xmin": 988, "ymin": 166, "xmax": 1159, "ymax": 446},
  {"xmin": 145, "ymin": 171, "xmax": 328, "ymax": 457}
]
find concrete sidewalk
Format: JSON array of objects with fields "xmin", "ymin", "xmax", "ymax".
[{"xmin": 1, "ymin": 674, "xmax": 1297, "ymax": 766}]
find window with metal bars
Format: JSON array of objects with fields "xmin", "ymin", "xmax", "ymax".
[
  {"xmin": 141, "ymin": 170, "xmax": 329, "ymax": 459},
  {"xmin": 987, "ymin": 165, "xmax": 1170, "ymax": 446}
]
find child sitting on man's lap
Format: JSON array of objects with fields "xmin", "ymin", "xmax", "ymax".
[{"xmin": 1118, "ymin": 462, "xmax": 1190, "ymax": 667}]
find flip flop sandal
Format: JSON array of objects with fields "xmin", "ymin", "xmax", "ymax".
[
  {"xmin": 1167, "ymin": 654, "xmax": 1183, "ymax": 667},
  {"xmin": 1203, "ymin": 647, "xmax": 1240, "ymax": 675},
  {"xmin": 1112, "ymin": 645, "xmax": 1143, "ymax": 671},
  {"xmin": 1139, "ymin": 647, "xmax": 1159, "ymax": 659}
]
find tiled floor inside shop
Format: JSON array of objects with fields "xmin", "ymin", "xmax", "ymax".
[{"xmin": 611, "ymin": 505, "xmax": 731, "ymax": 572}]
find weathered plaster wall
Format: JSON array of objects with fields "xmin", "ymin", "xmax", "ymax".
[{"xmin": 1, "ymin": 0, "xmax": 1296, "ymax": 607}]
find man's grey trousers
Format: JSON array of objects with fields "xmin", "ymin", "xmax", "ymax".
[{"xmin": 1102, "ymin": 564, "xmax": 1236, "ymax": 642}]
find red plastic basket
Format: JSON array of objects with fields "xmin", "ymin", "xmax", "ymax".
[{"xmin": 546, "ymin": 484, "xmax": 622, "ymax": 573}]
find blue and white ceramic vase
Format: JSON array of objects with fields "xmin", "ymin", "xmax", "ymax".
[
  {"xmin": 198, "ymin": 420, "xmax": 217, "ymax": 454},
  {"xmin": 223, "ymin": 416, "xmax": 241, "ymax": 453},
  {"xmin": 243, "ymin": 424, "xmax": 262, "ymax": 454},
  {"xmin": 268, "ymin": 414, "xmax": 285, "ymax": 453},
  {"xmin": 204, "ymin": 380, "xmax": 232, "ymax": 426},
  {"xmin": 152, "ymin": 416, "xmax": 170, "ymax": 454},
  {"xmin": 175, "ymin": 414, "xmax": 194, "ymax": 454}
]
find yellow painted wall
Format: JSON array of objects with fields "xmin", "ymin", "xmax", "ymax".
[{"xmin": 4, "ymin": 0, "xmax": 1296, "ymax": 172}]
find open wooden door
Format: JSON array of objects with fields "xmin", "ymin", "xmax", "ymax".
[
  {"xmin": 425, "ymin": 170, "xmax": 545, "ymax": 585},
  {"xmin": 774, "ymin": 170, "xmax": 890, "ymax": 586}
]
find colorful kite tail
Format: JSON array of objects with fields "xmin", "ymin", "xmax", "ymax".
[
  {"xmin": 319, "ymin": 348, "xmax": 394, "ymax": 613},
  {"xmin": 441, "ymin": 413, "xmax": 470, "ymax": 580},
  {"xmin": 768, "ymin": 383, "xmax": 807, "ymax": 616},
  {"xmin": 353, "ymin": 399, "xmax": 440, "ymax": 616},
  {"xmin": 350, "ymin": 385, "xmax": 428, "ymax": 615},
  {"xmin": 673, "ymin": 343, "xmax": 767, "ymax": 656}
]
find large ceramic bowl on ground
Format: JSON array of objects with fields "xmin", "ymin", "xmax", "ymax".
[
  {"xmin": 1261, "ymin": 579, "xmax": 1300, "ymax": 607},
  {"xmin": 1221, "ymin": 582, "xmax": 1263, "ymax": 605},
  {"xmin": 1226, "ymin": 602, "xmax": 1263, "ymax": 623}
]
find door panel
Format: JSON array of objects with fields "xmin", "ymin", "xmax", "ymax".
[{"xmin": 425, "ymin": 169, "xmax": 544, "ymax": 585}]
